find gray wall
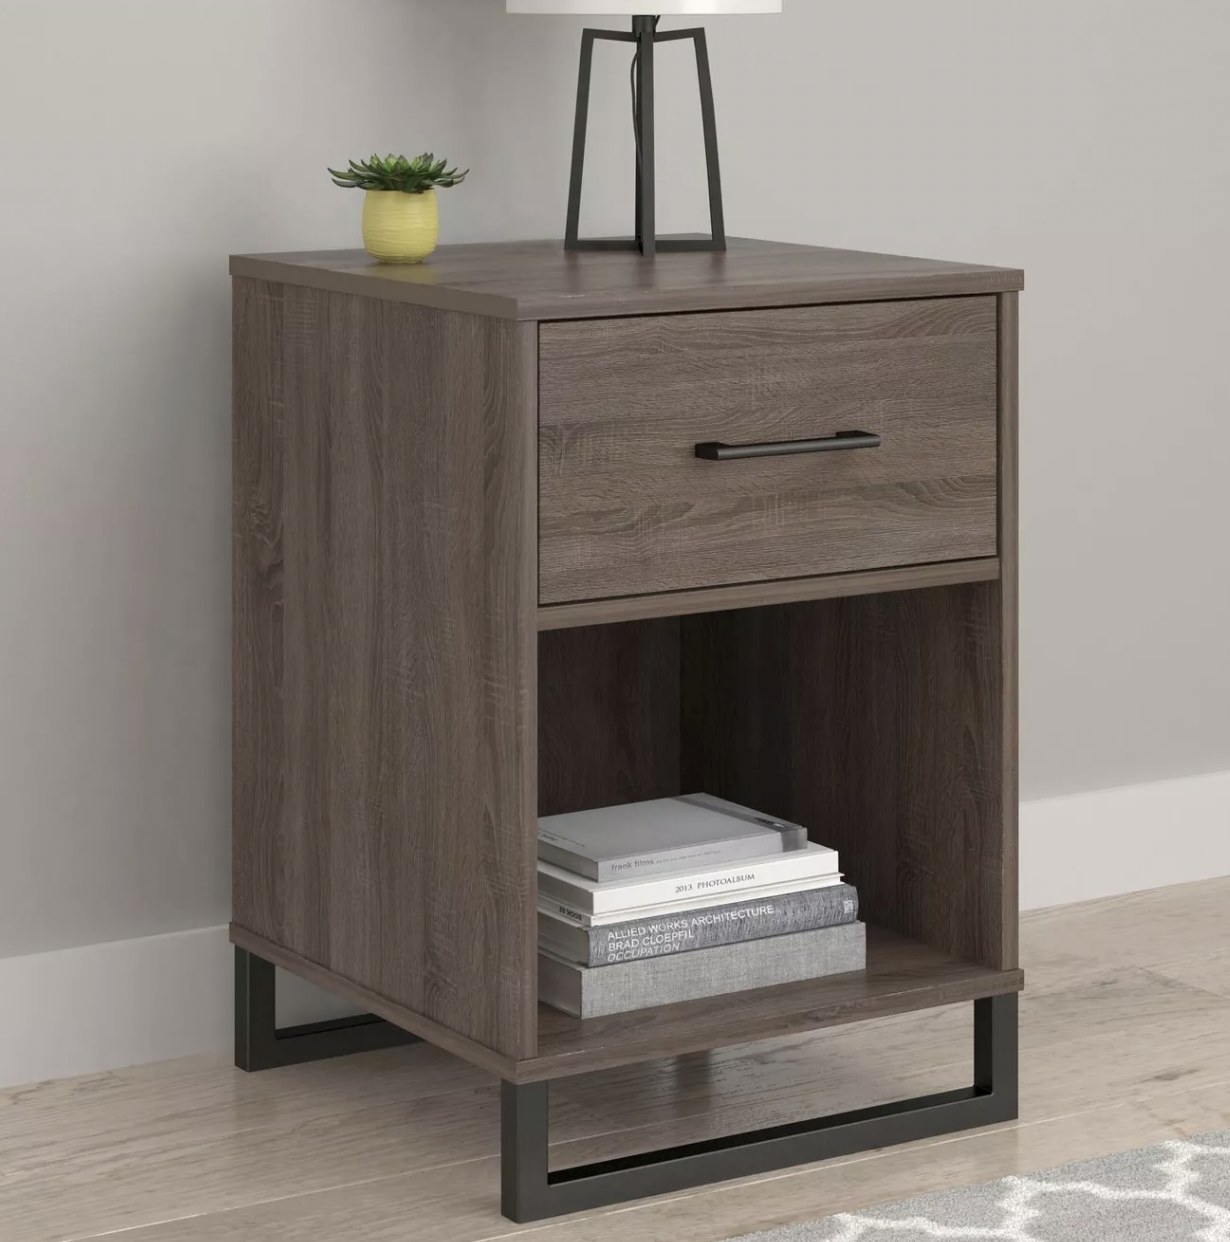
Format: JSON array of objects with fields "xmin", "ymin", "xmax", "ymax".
[{"xmin": 2, "ymin": 0, "xmax": 1228, "ymax": 960}]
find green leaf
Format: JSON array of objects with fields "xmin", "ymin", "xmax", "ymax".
[{"xmin": 329, "ymin": 151, "xmax": 469, "ymax": 193}]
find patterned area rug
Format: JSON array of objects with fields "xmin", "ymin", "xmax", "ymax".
[{"xmin": 727, "ymin": 1131, "xmax": 1230, "ymax": 1240}]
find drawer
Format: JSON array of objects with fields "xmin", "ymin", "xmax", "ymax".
[{"xmin": 538, "ymin": 297, "xmax": 999, "ymax": 605}]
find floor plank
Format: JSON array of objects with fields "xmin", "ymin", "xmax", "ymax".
[
  {"xmin": 3, "ymin": 877, "xmax": 1228, "ymax": 1242},
  {"xmin": 1020, "ymin": 877, "xmax": 1230, "ymax": 973},
  {"xmin": 0, "ymin": 1082, "xmax": 600, "ymax": 1241},
  {"xmin": 78, "ymin": 1081, "xmax": 1230, "ymax": 1242},
  {"xmin": 552, "ymin": 964, "xmax": 1230, "ymax": 1168},
  {"xmin": 0, "ymin": 1042, "xmax": 489, "ymax": 1179}
]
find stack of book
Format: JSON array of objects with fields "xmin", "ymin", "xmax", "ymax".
[{"xmin": 537, "ymin": 793, "xmax": 864, "ymax": 1018}]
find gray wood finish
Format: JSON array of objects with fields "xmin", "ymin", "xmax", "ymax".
[
  {"xmin": 231, "ymin": 239, "xmax": 1022, "ymax": 1084},
  {"xmin": 538, "ymin": 621, "xmax": 681, "ymax": 817},
  {"xmin": 231, "ymin": 238, "xmax": 1024, "ymax": 322},
  {"xmin": 539, "ymin": 298, "xmax": 999, "ymax": 603},
  {"xmin": 997, "ymin": 292, "xmax": 1021, "ymax": 969},
  {"xmin": 674, "ymin": 298, "xmax": 1020, "ymax": 973},
  {"xmin": 229, "ymin": 925, "xmax": 516, "ymax": 1079},
  {"xmin": 531, "ymin": 926, "xmax": 1021, "ymax": 1082},
  {"xmin": 232, "ymin": 278, "xmax": 538, "ymax": 1062},
  {"xmin": 231, "ymin": 921, "xmax": 1021, "ymax": 1084},
  {"xmin": 681, "ymin": 584, "xmax": 1012, "ymax": 972},
  {"xmin": 537, "ymin": 557, "xmax": 1000, "ymax": 630}
]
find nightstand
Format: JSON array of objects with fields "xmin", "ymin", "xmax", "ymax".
[{"xmin": 230, "ymin": 237, "xmax": 1023, "ymax": 1222}]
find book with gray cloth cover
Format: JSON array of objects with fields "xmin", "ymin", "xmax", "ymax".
[
  {"xmin": 539, "ymin": 883, "xmax": 859, "ymax": 966},
  {"xmin": 538, "ymin": 920, "xmax": 867, "ymax": 1018},
  {"xmin": 537, "ymin": 793, "xmax": 808, "ymax": 882}
]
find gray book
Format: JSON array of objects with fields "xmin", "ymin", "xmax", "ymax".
[
  {"xmin": 537, "ymin": 793, "xmax": 808, "ymax": 883},
  {"xmin": 539, "ymin": 883, "xmax": 859, "ymax": 966},
  {"xmin": 538, "ymin": 921, "xmax": 867, "ymax": 1019}
]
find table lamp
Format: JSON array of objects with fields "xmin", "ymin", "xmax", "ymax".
[{"xmin": 508, "ymin": 1, "xmax": 783, "ymax": 256}]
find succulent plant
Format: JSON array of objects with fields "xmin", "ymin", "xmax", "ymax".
[{"xmin": 328, "ymin": 153, "xmax": 469, "ymax": 195}]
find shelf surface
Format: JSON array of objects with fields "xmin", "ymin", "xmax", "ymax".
[
  {"xmin": 522, "ymin": 925, "xmax": 1023, "ymax": 1082},
  {"xmin": 231, "ymin": 237, "xmax": 1024, "ymax": 322},
  {"xmin": 537, "ymin": 558, "xmax": 1000, "ymax": 630},
  {"xmin": 233, "ymin": 921, "xmax": 1022, "ymax": 1083}
]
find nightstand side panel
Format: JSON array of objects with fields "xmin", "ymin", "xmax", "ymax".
[{"xmin": 232, "ymin": 278, "xmax": 538, "ymax": 1060}]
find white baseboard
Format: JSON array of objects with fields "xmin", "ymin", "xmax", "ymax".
[
  {"xmin": 3, "ymin": 770, "xmax": 1227, "ymax": 1088},
  {"xmin": 1020, "ymin": 769, "xmax": 1230, "ymax": 910},
  {"xmin": 0, "ymin": 926, "xmax": 359, "ymax": 1088}
]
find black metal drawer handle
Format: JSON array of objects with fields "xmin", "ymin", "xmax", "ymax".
[{"xmin": 694, "ymin": 431, "xmax": 881, "ymax": 462}]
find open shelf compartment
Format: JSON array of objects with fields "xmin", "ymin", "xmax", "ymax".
[
  {"xmin": 533, "ymin": 582, "xmax": 1018, "ymax": 1077},
  {"xmin": 529, "ymin": 925, "xmax": 1020, "ymax": 1081}
]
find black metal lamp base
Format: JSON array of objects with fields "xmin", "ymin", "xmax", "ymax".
[
  {"xmin": 566, "ymin": 17, "xmax": 726, "ymax": 257},
  {"xmin": 501, "ymin": 995, "xmax": 1018, "ymax": 1223}
]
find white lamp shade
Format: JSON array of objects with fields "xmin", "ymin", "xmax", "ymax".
[{"xmin": 508, "ymin": 1, "xmax": 781, "ymax": 13}]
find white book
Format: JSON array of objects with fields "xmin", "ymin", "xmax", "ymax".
[
  {"xmin": 537, "ymin": 842, "xmax": 840, "ymax": 918},
  {"xmin": 539, "ymin": 874, "xmax": 845, "ymax": 928},
  {"xmin": 538, "ymin": 793, "xmax": 808, "ymax": 882}
]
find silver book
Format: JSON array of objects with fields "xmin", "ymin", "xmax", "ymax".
[{"xmin": 539, "ymin": 921, "xmax": 867, "ymax": 1019}]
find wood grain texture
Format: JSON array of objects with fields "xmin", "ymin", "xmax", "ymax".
[
  {"xmin": 231, "ymin": 237, "xmax": 1024, "ymax": 322},
  {"xmin": 681, "ymin": 585, "xmax": 1012, "ymax": 971},
  {"xmin": 231, "ymin": 249, "xmax": 1020, "ymax": 1086},
  {"xmin": 553, "ymin": 964, "xmax": 1230, "ymax": 1163},
  {"xmin": 228, "ymin": 926, "xmax": 517, "ymax": 1079},
  {"xmin": 538, "ymin": 621, "xmax": 681, "ymax": 817},
  {"xmin": 9, "ymin": 881, "xmax": 1230, "ymax": 1242},
  {"xmin": 528, "ymin": 926, "xmax": 1021, "ymax": 1083},
  {"xmin": 232, "ymin": 278, "xmax": 538, "ymax": 1061},
  {"xmin": 35, "ymin": 1081, "xmax": 1230, "ymax": 1242},
  {"xmin": 538, "ymin": 298, "xmax": 999, "ymax": 603},
  {"xmin": 668, "ymin": 299, "xmax": 1020, "ymax": 973},
  {"xmin": 997, "ymin": 292, "xmax": 1021, "ymax": 969},
  {"xmin": 234, "ymin": 916, "xmax": 1021, "ymax": 1085},
  {"xmin": 537, "ymin": 557, "xmax": 1001, "ymax": 630},
  {"xmin": 231, "ymin": 279, "xmax": 285, "ymax": 960}
]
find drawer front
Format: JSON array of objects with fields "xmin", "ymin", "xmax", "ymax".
[{"xmin": 538, "ymin": 297, "xmax": 999, "ymax": 605}]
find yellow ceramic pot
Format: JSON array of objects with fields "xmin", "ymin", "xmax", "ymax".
[{"xmin": 361, "ymin": 188, "xmax": 439, "ymax": 264}]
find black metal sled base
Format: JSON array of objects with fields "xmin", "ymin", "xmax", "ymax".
[
  {"xmin": 567, "ymin": 17, "xmax": 726, "ymax": 257},
  {"xmin": 233, "ymin": 947, "xmax": 419, "ymax": 1072},
  {"xmin": 501, "ymin": 994, "xmax": 1018, "ymax": 1222}
]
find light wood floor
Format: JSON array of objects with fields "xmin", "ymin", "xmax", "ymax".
[{"xmin": 3, "ymin": 878, "xmax": 1229, "ymax": 1242}]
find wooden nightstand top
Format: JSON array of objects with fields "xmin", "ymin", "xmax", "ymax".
[{"xmin": 231, "ymin": 236, "xmax": 1024, "ymax": 321}]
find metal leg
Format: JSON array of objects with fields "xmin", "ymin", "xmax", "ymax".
[
  {"xmin": 501, "ymin": 1080, "xmax": 551, "ymax": 1220},
  {"xmin": 565, "ymin": 27, "xmax": 634, "ymax": 253},
  {"xmin": 565, "ymin": 20, "xmax": 727, "ymax": 255},
  {"xmin": 692, "ymin": 27, "xmax": 726, "ymax": 250},
  {"xmin": 500, "ymin": 994, "xmax": 1019, "ymax": 1223},
  {"xmin": 634, "ymin": 15, "xmax": 656, "ymax": 257},
  {"xmin": 234, "ymin": 947, "xmax": 419, "ymax": 1072},
  {"xmin": 564, "ymin": 29, "xmax": 598, "ymax": 251},
  {"xmin": 976, "ymin": 988, "xmax": 1019, "ymax": 1110}
]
